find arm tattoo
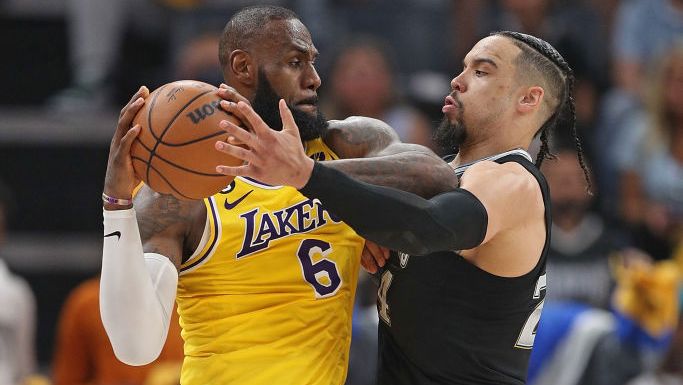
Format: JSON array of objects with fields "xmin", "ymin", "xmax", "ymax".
[
  {"xmin": 133, "ymin": 187, "xmax": 202, "ymax": 265},
  {"xmin": 136, "ymin": 193, "xmax": 187, "ymax": 242},
  {"xmin": 336, "ymin": 124, "xmax": 394, "ymax": 158},
  {"xmin": 324, "ymin": 149, "xmax": 459, "ymax": 198},
  {"xmin": 326, "ymin": 118, "xmax": 457, "ymax": 198},
  {"xmin": 326, "ymin": 117, "xmax": 399, "ymax": 159}
]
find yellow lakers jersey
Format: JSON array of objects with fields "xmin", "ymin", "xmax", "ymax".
[{"xmin": 176, "ymin": 138, "xmax": 364, "ymax": 385}]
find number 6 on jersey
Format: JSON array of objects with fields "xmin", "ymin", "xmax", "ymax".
[{"xmin": 296, "ymin": 239, "xmax": 342, "ymax": 298}]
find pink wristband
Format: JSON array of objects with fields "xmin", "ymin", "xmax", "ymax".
[{"xmin": 102, "ymin": 192, "xmax": 133, "ymax": 206}]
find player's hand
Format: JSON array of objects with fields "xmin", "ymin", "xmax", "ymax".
[
  {"xmin": 217, "ymin": 83, "xmax": 250, "ymax": 105},
  {"xmin": 214, "ymin": 100, "xmax": 314, "ymax": 188},
  {"xmin": 217, "ymin": 84, "xmax": 252, "ymax": 133},
  {"xmin": 103, "ymin": 86, "xmax": 148, "ymax": 202},
  {"xmin": 361, "ymin": 240, "xmax": 390, "ymax": 274}
]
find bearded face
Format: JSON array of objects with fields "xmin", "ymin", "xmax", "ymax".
[
  {"xmin": 434, "ymin": 94, "xmax": 467, "ymax": 153},
  {"xmin": 251, "ymin": 69, "xmax": 328, "ymax": 142}
]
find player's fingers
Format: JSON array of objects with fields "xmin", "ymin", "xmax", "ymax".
[
  {"xmin": 219, "ymin": 120, "xmax": 255, "ymax": 148},
  {"xmin": 115, "ymin": 97, "xmax": 145, "ymax": 144},
  {"xmin": 279, "ymin": 99, "xmax": 301, "ymax": 141},
  {"xmin": 236, "ymin": 101, "xmax": 271, "ymax": 136},
  {"xmin": 118, "ymin": 125, "xmax": 141, "ymax": 154},
  {"xmin": 365, "ymin": 241, "xmax": 388, "ymax": 267},
  {"xmin": 361, "ymin": 248, "xmax": 378, "ymax": 274},
  {"xmin": 215, "ymin": 164, "xmax": 251, "ymax": 178},
  {"xmin": 119, "ymin": 86, "xmax": 148, "ymax": 119},
  {"xmin": 227, "ymin": 135, "xmax": 245, "ymax": 146},
  {"xmin": 214, "ymin": 141, "xmax": 260, "ymax": 166},
  {"xmin": 360, "ymin": 258, "xmax": 374, "ymax": 274},
  {"xmin": 368, "ymin": 240, "xmax": 390, "ymax": 261},
  {"xmin": 220, "ymin": 100, "xmax": 253, "ymax": 131},
  {"xmin": 217, "ymin": 85, "xmax": 250, "ymax": 105}
]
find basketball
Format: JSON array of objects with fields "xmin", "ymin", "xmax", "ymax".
[{"xmin": 130, "ymin": 80, "xmax": 243, "ymax": 200}]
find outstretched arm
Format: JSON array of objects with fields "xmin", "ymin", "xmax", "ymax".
[
  {"xmin": 221, "ymin": 102, "xmax": 457, "ymax": 198},
  {"xmin": 214, "ymin": 101, "xmax": 484, "ymax": 254},
  {"xmin": 322, "ymin": 117, "xmax": 458, "ymax": 197},
  {"xmin": 307, "ymin": 162, "xmax": 488, "ymax": 255}
]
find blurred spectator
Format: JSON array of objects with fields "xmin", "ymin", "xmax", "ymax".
[
  {"xmin": 52, "ymin": 276, "xmax": 183, "ymax": 385},
  {"xmin": 48, "ymin": 0, "xmax": 270, "ymax": 111},
  {"xmin": 297, "ymin": 0, "xmax": 455, "ymax": 75},
  {"xmin": 530, "ymin": 257, "xmax": 680, "ymax": 385},
  {"xmin": 595, "ymin": 0, "xmax": 683, "ymax": 215},
  {"xmin": 615, "ymin": 42, "xmax": 683, "ymax": 260},
  {"xmin": 323, "ymin": 39, "xmax": 436, "ymax": 150},
  {"xmin": 173, "ymin": 32, "xmax": 222, "ymax": 85},
  {"xmin": 542, "ymin": 147, "xmax": 626, "ymax": 309},
  {"xmin": 628, "ymin": 318, "xmax": 683, "ymax": 385},
  {"xmin": 47, "ymin": 0, "xmax": 169, "ymax": 111},
  {"xmin": 612, "ymin": 0, "xmax": 683, "ymax": 97},
  {"xmin": 0, "ymin": 181, "xmax": 37, "ymax": 385}
]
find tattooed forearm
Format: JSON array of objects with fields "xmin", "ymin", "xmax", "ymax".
[
  {"xmin": 322, "ymin": 150, "xmax": 459, "ymax": 198},
  {"xmin": 324, "ymin": 117, "xmax": 457, "ymax": 197}
]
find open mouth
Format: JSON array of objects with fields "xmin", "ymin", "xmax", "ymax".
[{"xmin": 442, "ymin": 95, "xmax": 460, "ymax": 113}]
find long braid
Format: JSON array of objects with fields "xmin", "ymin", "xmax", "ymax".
[
  {"xmin": 493, "ymin": 31, "xmax": 592, "ymax": 192},
  {"xmin": 565, "ymin": 75, "xmax": 592, "ymax": 192},
  {"xmin": 535, "ymin": 126, "xmax": 552, "ymax": 166}
]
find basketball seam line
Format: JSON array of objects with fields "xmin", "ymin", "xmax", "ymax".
[
  {"xmin": 132, "ymin": 152, "xmax": 227, "ymax": 177},
  {"xmin": 152, "ymin": 130, "xmax": 227, "ymax": 147},
  {"xmin": 145, "ymin": 160, "xmax": 194, "ymax": 200},
  {"xmin": 146, "ymin": 86, "xmax": 216, "ymax": 195},
  {"xmin": 145, "ymin": 83, "xmax": 166, "ymax": 185}
]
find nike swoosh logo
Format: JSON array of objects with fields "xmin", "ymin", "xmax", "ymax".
[
  {"xmin": 224, "ymin": 190, "xmax": 254, "ymax": 210},
  {"xmin": 104, "ymin": 231, "xmax": 121, "ymax": 240}
]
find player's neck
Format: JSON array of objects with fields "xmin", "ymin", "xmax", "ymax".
[{"xmin": 451, "ymin": 140, "xmax": 528, "ymax": 167}]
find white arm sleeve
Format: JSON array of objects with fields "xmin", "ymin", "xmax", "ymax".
[{"xmin": 100, "ymin": 208, "xmax": 178, "ymax": 366}]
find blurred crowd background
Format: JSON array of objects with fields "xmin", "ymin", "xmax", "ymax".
[{"xmin": 0, "ymin": 0, "xmax": 682, "ymax": 384}]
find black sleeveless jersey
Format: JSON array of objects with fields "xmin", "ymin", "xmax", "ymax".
[{"xmin": 375, "ymin": 152, "xmax": 551, "ymax": 385}]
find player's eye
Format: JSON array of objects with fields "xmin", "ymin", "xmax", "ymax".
[
  {"xmin": 474, "ymin": 70, "xmax": 487, "ymax": 77},
  {"xmin": 289, "ymin": 60, "xmax": 302, "ymax": 68}
]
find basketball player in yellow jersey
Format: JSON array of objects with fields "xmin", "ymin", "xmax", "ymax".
[
  {"xmin": 176, "ymin": 139, "xmax": 363, "ymax": 384},
  {"xmin": 99, "ymin": 5, "xmax": 456, "ymax": 385}
]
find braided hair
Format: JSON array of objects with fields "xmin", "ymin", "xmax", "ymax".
[{"xmin": 492, "ymin": 31, "xmax": 591, "ymax": 191}]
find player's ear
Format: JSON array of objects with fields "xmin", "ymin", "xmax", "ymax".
[
  {"xmin": 229, "ymin": 50, "xmax": 256, "ymax": 86},
  {"xmin": 518, "ymin": 86, "xmax": 543, "ymax": 114}
]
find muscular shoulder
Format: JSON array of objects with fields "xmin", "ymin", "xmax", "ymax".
[
  {"xmin": 461, "ymin": 161, "xmax": 538, "ymax": 196},
  {"xmin": 460, "ymin": 161, "xmax": 543, "ymax": 240},
  {"xmin": 324, "ymin": 116, "xmax": 400, "ymax": 159}
]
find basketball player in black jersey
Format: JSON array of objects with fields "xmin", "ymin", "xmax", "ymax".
[{"xmin": 214, "ymin": 32, "xmax": 590, "ymax": 384}]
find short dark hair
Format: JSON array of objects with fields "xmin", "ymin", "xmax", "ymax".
[
  {"xmin": 219, "ymin": 5, "xmax": 300, "ymax": 68},
  {"xmin": 492, "ymin": 31, "xmax": 591, "ymax": 191}
]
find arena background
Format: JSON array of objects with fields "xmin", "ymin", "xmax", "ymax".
[{"xmin": 1, "ymin": 0, "xmax": 682, "ymax": 384}]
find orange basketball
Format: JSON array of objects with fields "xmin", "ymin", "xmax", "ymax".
[{"xmin": 130, "ymin": 80, "xmax": 243, "ymax": 200}]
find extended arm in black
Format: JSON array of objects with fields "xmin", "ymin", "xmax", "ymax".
[{"xmin": 300, "ymin": 162, "xmax": 488, "ymax": 255}]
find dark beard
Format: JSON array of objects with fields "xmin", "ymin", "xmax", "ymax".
[
  {"xmin": 434, "ymin": 116, "xmax": 467, "ymax": 154},
  {"xmin": 251, "ymin": 69, "xmax": 328, "ymax": 141}
]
